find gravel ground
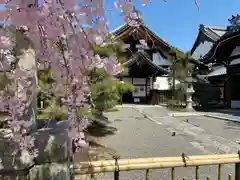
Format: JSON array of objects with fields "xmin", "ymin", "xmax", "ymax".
[
  {"xmin": 94, "ymin": 106, "xmax": 236, "ymax": 180},
  {"xmin": 177, "ymin": 116, "xmax": 240, "ymax": 143}
]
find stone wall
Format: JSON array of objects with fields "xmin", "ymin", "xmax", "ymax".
[{"xmin": 0, "ymin": 121, "xmax": 73, "ymax": 180}]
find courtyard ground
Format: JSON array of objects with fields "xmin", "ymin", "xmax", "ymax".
[{"xmin": 83, "ymin": 105, "xmax": 240, "ymax": 180}]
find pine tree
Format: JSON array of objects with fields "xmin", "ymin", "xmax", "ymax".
[
  {"xmin": 168, "ymin": 49, "xmax": 194, "ymax": 107},
  {"xmin": 90, "ymin": 41, "xmax": 134, "ymax": 117}
]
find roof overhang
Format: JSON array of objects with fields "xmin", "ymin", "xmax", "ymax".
[
  {"xmin": 203, "ymin": 65, "xmax": 226, "ymax": 78},
  {"xmin": 123, "ymin": 51, "xmax": 169, "ymax": 74},
  {"xmin": 191, "ymin": 24, "xmax": 226, "ymax": 56},
  {"xmin": 110, "ymin": 23, "xmax": 172, "ymax": 50},
  {"xmin": 202, "ymin": 30, "xmax": 240, "ymax": 64}
]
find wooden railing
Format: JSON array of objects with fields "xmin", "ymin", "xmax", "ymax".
[{"xmin": 72, "ymin": 153, "xmax": 240, "ymax": 180}]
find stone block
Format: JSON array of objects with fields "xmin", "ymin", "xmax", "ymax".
[
  {"xmin": 0, "ymin": 170, "xmax": 29, "ymax": 180},
  {"xmin": 0, "ymin": 138, "xmax": 34, "ymax": 172},
  {"xmin": 34, "ymin": 128, "xmax": 71, "ymax": 164},
  {"xmin": 29, "ymin": 163, "xmax": 70, "ymax": 180}
]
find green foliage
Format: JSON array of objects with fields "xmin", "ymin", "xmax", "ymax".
[
  {"xmin": 36, "ymin": 39, "xmax": 134, "ymax": 120},
  {"xmin": 91, "ymin": 78, "xmax": 119, "ymax": 113},
  {"xmin": 40, "ymin": 103, "xmax": 67, "ymax": 121},
  {"xmin": 37, "ymin": 68, "xmax": 69, "ymax": 121},
  {"xmin": 89, "ymin": 67, "xmax": 134, "ymax": 116},
  {"xmin": 37, "ymin": 68, "xmax": 55, "ymax": 109},
  {"xmin": 169, "ymin": 52, "xmax": 194, "ymax": 82},
  {"xmin": 89, "ymin": 40, "xmax": 134, "ymax": 117},
  {"xmin": 168, "ymin": 51, "xmax": 194, "ymax": 106},
  {"xmin": 92, "ymin": 40, "xmax": 125, "ymax": 58},
  {"xmin": 116, "ymin": 81, "xmax": 135, "ymax": 94},
  {"xmin": 167, "ymin": 105, "xmax": 186, "ymax": 112}
]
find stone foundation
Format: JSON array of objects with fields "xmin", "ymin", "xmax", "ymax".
[{"xmin": 0, "ymin": 121, "xmax": 73, "ymax": 180}]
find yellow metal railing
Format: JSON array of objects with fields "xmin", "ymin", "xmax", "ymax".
[{"xmin": 72, "ymin": 153, "xmax": 240, "ymax": 180}]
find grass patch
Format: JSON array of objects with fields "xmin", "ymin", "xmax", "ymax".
[
  {"xmin": 0, "ymin": 111, "xmax": 51, "ymax": 121},
  {"xmin": 105, "ymin": 107, "xmax": 119, "ymax": 112},
  {"xmin": 37, "ymin": 113, "xmax": 50, "ymax": 120},
  {"xmin": 167, "ymin": 106, "xmax": 186, "ymax": 112}
]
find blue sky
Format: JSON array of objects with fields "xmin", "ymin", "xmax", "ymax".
[
  {"xmin": 105, "ymin": 0, "xmax": 240, "ymax": 52},
  {"xmin": 1, "ymin": 1, "xmax": 239, "ymax": 52}
]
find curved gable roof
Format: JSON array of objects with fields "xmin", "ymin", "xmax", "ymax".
[
  {"xmin": 191, "ymin": 24, "xmax": 226, "ymax": 55},
  {"xmin": 110, "ymin": 23, "xmax": 172, "ymax": 50},
  {"xmin": 123, "ymin": 51, "xmax": 169, "ymax": 74},
  {"xmin": 201, "ymin": 26, "xmax": 240, "ymax": 63}
]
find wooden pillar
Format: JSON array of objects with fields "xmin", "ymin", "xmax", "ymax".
[
  {"xmin": 225, "ymin": 60, "xmax": 231, "ymax": 108},
  {"xmin": 223, "ymin": 76, "xmax": 227, "ymax": 105}
]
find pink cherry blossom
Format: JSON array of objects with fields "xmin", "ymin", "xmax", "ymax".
[{"xmin": 0, "ymin": 0, "xmax": 157, "ymax": 158}]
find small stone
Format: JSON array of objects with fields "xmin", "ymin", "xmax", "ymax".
[{"xmin": 172, "ymin": 132, "xmax": 176, "ymax": 136}]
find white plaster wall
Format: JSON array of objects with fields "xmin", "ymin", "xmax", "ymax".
[
  {"xmin": 192, "ymin": 41, "xmax": 213, "ymax": 60},
  {"xmin": 153, "ymin": 77, "xmax": 180, "ymax": 90},
  {"xmin": 133, "ymin": 78, "xmax": 146, "ymax": 85},
  {"xmin": 152, "ymin": 52, "xmax": 171, "ymax": 66},
  {"xmin": 153, "ymin": 77, "xmax": 169, "ymax": 90}
]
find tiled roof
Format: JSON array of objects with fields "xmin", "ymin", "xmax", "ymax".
[
  {"xmin": 123, "ymin": 51, "xmax": 169, "ymax": 74},
  {"xmin": 110, "ymin": 23, "xmax": 175, "ymax": 50},
  {"xmin": 201, "ymin": 26, "xmax": 240, "ymax": 63},
  {"xmin": 191, "ymin": 24, "xmax": 226, "ymax": 55},
  {"xmin": 200, "ymin": 25, "xmax": 226, "ymax": 40}
]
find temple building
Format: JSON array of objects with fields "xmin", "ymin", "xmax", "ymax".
[
  {"xmin": 191, "ymin": 24, "xmax": 227, "ymax": 106},
  {"xmin": 200, "ymin": 14, "xmax": 240, "ymax": 108},
  {"xmin": 110, "ymin": 12, "xmax": 188, "ymax": 104},
  {"xmin": 191, "ymin": 24, "xmax": 226, "ymax": 60},
  {"xmin": 111, "ymin": 23, "xmax": 174, "ymax": 103}
]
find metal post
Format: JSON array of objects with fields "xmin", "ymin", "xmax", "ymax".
[
  {"xmin": 236, "ymin": 163, "xmax": 240, "ymax": 180},
  {"xmin": 235, "ymin": 163, "xmax": 240, "ymax": 180},
  {"xmin": 113, "ymin": 155, "xmax": 120, "ymax": 180},
  {"xmin": 236, "ymin": 151, "xmax": 240, "ymax": 180}
]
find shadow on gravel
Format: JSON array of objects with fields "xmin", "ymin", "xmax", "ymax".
[
  {"xmin": 86, "ymin": 120, "xmax": 117, "ymax": 137},
  {"xmin": 73, "ymin": 135, "xmax": 117, "ymax": 163},
  {"xmin": 224, "ymin": 121, "xmax": 240, "ymax": 130},
  {"xmin": 198, "ymin": 108, "xmax": 240, "ymax": 117}
]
